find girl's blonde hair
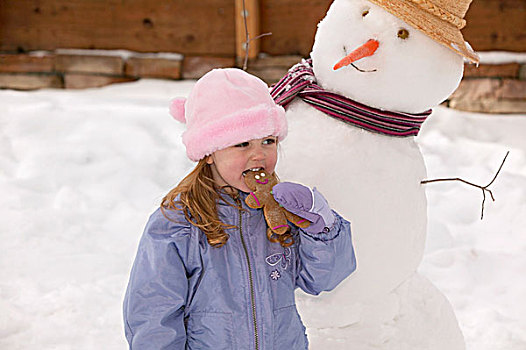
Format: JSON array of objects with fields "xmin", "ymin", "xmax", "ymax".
[
  {"xmin": 161, "ymin": 159, "xmax": 236, "ymax": 247},
  {"xmin": 161, "ymin": 159, "xmax": 294, "ymax": 248}
]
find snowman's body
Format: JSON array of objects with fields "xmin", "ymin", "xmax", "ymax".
[
  {"xmin": 281, "ymin": 100, "xmax": 427, "ymax": 299},
  {"xmin": 276, "ymin": 0, "xmax": 467, "ymax": 348},
  {"xmin": 279, "ymin": 100, "xmax": 465, "ymax": 349}
]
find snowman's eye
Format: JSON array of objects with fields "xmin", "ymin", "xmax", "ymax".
[
  {"xmin": 398, "ymin": 28, "xmax": 410, "ymax": 39},
  {"xmin": 362, "ymin": 10, "xmax": 369, "ymax": 17}
]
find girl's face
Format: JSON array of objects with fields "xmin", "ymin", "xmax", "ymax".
[{"xmin": 207, "ymin": 136, "xmax": 278, "ymax": 193}]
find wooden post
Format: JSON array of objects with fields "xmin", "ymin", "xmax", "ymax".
[{"xmin": 235, "ymin": 0, "xmax": 260, "ymax": 66}]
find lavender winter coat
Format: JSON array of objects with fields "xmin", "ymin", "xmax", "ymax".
[{"xmin": 123, "ymin": 192, "xmax": 356, "ymax": 349}]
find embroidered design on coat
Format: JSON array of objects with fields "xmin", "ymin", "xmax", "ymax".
[
  {"xmin": 270, "ymin": 270, "xmax": 281, "ymax": 281},
  {"xmin": 265, "ymin": 247, "xmax": 291, "ymax": 270}
]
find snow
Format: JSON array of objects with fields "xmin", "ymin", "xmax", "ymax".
[
  {"xmin": 36, "ymin": 49, "xmax": 184, "ymax": 60},
  {"xmin": 477, "ymin": 51, "xmax": 526, "ymax": 64},
  {"xmin": 417, "ymin": 107, "xmax": 526, "ymax": 349},
  {"xmin": 1, "ymin": 79, "xmax": 525, "ymax": 349},
  {"xmin": 29, "ymin": 48, "xmax": 526, "ymax": 64}
]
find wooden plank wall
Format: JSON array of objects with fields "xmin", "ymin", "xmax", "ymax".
[
  {"xmin": 260, "ymin": 0, "xmax": 332, "ymax": 56},
  {"xmin": 464, "ymin": 0, "xmax": 526, "ymax": 51},
  {"xmin": 0, "ymin": 0, "xmax": 236, "ymax": 55},
  {"xmin": 0, "ymin": 0, "xmax": 524, "ymax": 55}
]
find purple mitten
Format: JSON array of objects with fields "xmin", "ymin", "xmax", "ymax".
[{"xmin": 272, "ymin": 182, "xmax": 335, "ymax": 234}]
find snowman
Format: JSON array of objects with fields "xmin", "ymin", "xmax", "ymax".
[{"xmin": 273, "ymin": 0, "xmax": 479, "ymax": 348}]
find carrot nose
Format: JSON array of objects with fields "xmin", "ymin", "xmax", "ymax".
[{"xmin": 333, "ymin": 39, "xmax": 379, "ymax": 70}]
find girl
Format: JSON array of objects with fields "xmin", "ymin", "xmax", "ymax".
[{"xmin": 123, "ymin": 68, "xmax": 356, "ymax": 349}]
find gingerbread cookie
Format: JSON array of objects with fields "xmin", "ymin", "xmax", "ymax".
[{"xmin": 244, "ymin": 170, "xmax": 311, "ymax": 242}]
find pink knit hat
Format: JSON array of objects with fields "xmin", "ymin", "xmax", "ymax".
[{"xmin": 169, "ymin": 68, "xmax": 288, "ymax": 161}]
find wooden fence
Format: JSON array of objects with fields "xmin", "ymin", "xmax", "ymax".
[
  {"xmin": 1, "ymin": 0, "xmax": 524, "ymax": 55},
  {"xmin": 0, "ymin": 0, "xmax": 525, "ymax": 113}
]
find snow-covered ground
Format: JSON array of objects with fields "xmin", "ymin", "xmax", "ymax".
[{"xmin": 1, "ymin": 79, "xmax": 524, "ymax": 349}]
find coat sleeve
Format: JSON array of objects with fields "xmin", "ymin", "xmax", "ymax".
[
  {"xmin": 295, "ymin": 210, "xmax": 356, "ymax": 295},
  {"xmin": 123, "ymin": 209, "xmax": 191, "ymax": 349}
]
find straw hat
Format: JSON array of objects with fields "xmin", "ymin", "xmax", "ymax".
[{"xmin": 368, "ymin": 0, "xmax": 479, "ymax": 63}]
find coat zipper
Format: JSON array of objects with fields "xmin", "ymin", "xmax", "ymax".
[{"xmin": 238, "ymin": 207, "xmax": 260, "ymax": 350}]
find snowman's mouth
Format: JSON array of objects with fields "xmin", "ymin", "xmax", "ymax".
[
  {"xmin": 351, "ymin": 63, "xmax": 377, "ymax": 73},
  {"xmin": 342, "ymin": 46, "xmax": 377, "ymax": 73}
]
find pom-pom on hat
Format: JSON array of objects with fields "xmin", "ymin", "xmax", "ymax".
[{"xmin": 169, "ymin": 68, "xmax": 287, "ymax": 162}]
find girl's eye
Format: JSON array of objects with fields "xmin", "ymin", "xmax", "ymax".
[
  {"xmin": 263, "ymin": 138, "xmax": 276, "ymax": 145},
  {"xmin": 235, "ymin": 141, "xmax": 250, "ymax": 148},
  {"xmin": 362, "ymin": 9, "xmax": 369, "ymax": 17},
  {"xmin": 398, "ymin": 28, "xmax": 410, "ymax": 40}
]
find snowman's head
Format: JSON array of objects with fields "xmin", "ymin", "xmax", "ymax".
[{"xmin": 311, "ymin": 0, "xmax": 464, "ymax": 114}]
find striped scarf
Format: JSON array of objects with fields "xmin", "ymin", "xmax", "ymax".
[{"xmin": 270, "ymin": 58, "xmax": 431, "ymax": 137}]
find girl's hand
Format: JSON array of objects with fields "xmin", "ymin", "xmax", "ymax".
[{"xmin": 272, "ymin": 182, "xmax": 335, "ymax": 234}]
